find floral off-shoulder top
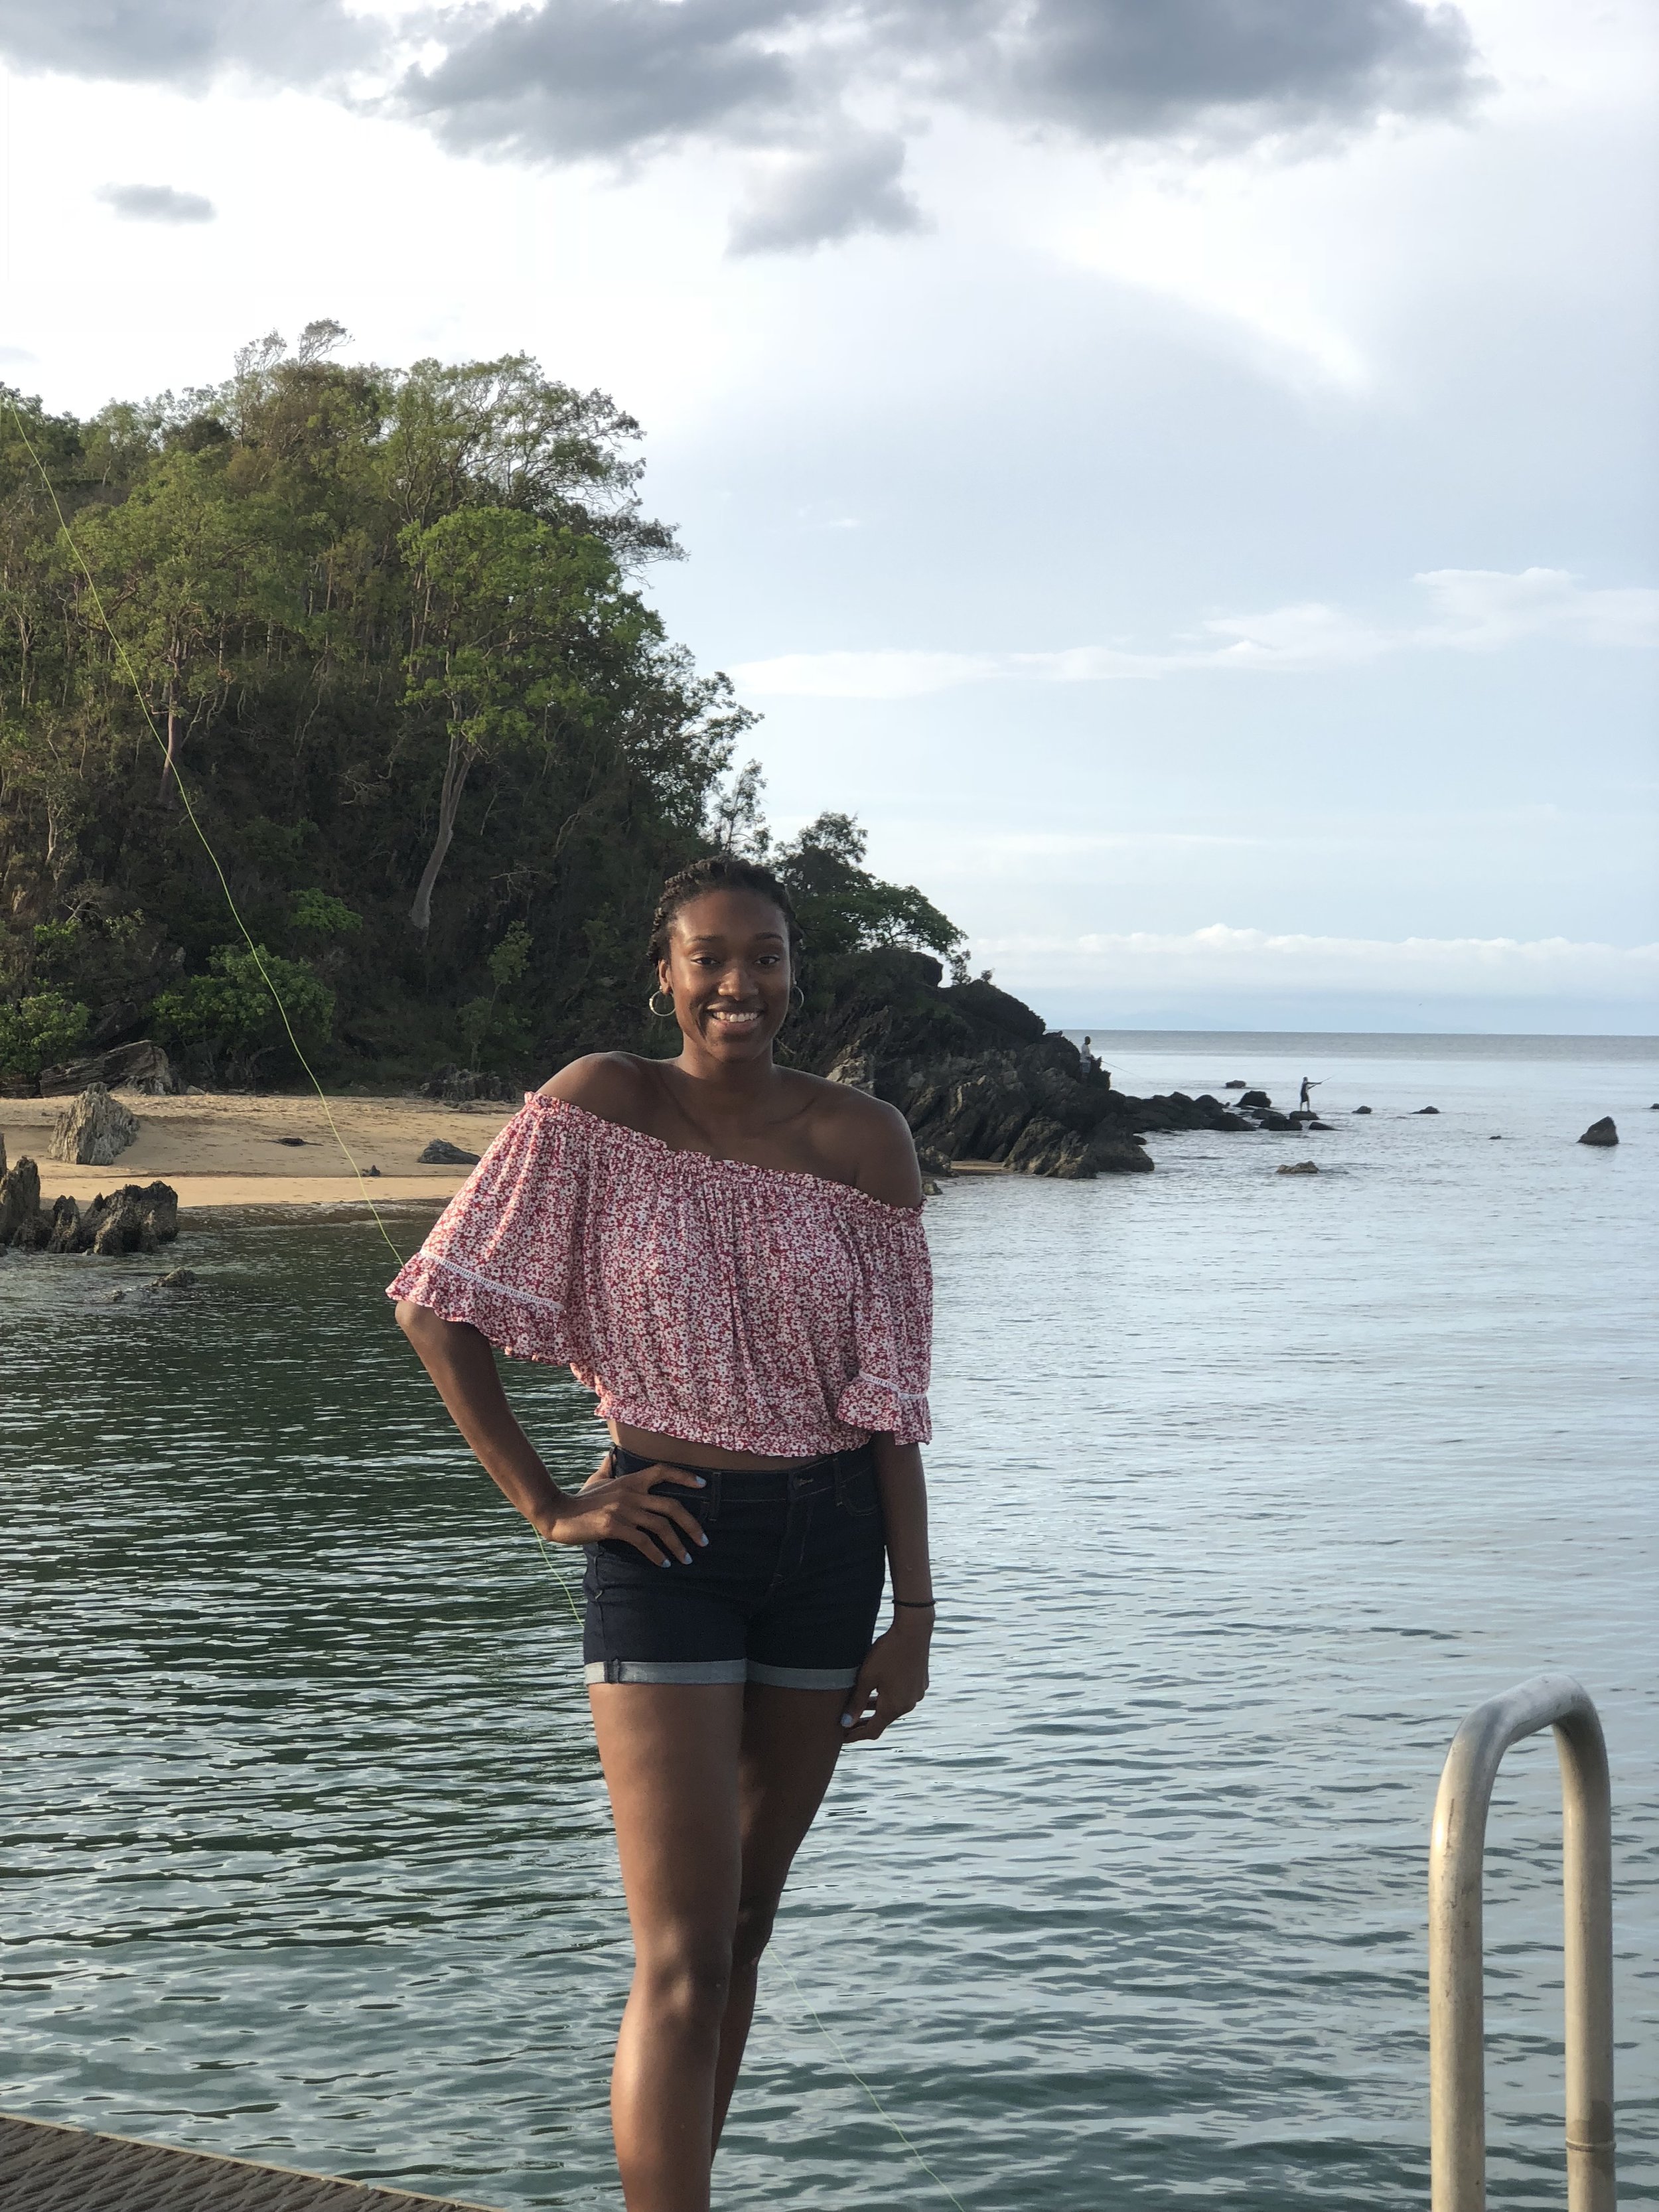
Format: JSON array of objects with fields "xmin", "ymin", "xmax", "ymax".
[{"xmin": 387, "ymin": 1093, "xmax": 932, "ymax": 1457}]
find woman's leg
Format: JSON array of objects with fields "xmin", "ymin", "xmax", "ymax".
[
  {"xmin": 711, "ymin": 1684, "xmax": 849, "ymax": 2147},
  {"xmin": 589, "ymin": 1682, "xmax": 747, "ymax": 2212}
]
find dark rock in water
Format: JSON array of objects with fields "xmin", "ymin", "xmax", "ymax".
[
  {"xmin": 1224, "ymin": 1080, "xmax": 1247, "ymax": 1089},
  {"xmin": 149, "ymin": 1267, "xmax": 198, "ymax": 1290},
  {"xmin": 50, "ymin": 1082, "xmax": 139, "ymax": 1167},
  {"xmin": 1238, "ymin": 1090, "xmax": 1271, "ymax": 1110},
  {"xmin": 44, "ymin": 1195, "xmax": 83, "ymax": 1252},
  {"xmin": 1277, "ymin": 1161, "xmax": 1320, "ymax": 1175},
  {"xmin": 418, "ymin": 1138, "xmax": 482, "ymax": 1166},
  {"xmin": 1089, "ymin": 1134, "xmax": 1155, "ymax": 1175},
  {"xmin": 1258, "ymin": 1110, "xmax": 1294, "ymax": 1130},
  {"xmin": 83, "ymin": 1181, "xmax": 180, "ymax": 1256},
  {"xmin": 0, "ymin": 1155, "xmax": 43, "ymax": 1246},
  {"xmin": 1306, "ymin": 1121, "xmax": 1334, "ymax": 1132},
  {"xmin": 1005, "ymin": 1117, "xmax": 1092, "ymax": 1178},
  {"xmin": 275, "ymin": 1136, "xmax": 308, "ymax": 1146},
  {"xmin": 1490, "ymin": 1134, "xmax": 1502, "ymax": 1140},
  {"xmin": 38, "ymin": 1039, "xmax": 177, "ymax": 1096},
  {"xmin": 1353, "ymin": 1106, "xmax": 1372, "ymax": 1114},
  {"xmin": 423, "ymin": 1064, "xmax": 518, "ymax": 1105},
  {"xmin": 1578, "ymin": 1117, "xmax": 1618, "ymax": 1147},
  {"xmin": 1415, "ymin": 1106, "xmax": 1440, "ymax": 1115}
]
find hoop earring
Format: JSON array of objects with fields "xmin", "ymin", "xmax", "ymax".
[
  {"xmin": 648, "ymin": 989, "xmax": 676, "ymax": 1018},
  {"xmin": 789, "ymin": 984, "xmax": 806, "ymax": 1011}
]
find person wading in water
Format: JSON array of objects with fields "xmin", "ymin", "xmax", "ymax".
[{"xmin": 390, "ymin": 854, "xmax": 936, "ymax": 2212}]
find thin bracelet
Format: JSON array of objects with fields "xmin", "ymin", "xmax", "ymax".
[{"xmin": 893, "ymin": 1596, "xmax": 937, "ymax": 1609}]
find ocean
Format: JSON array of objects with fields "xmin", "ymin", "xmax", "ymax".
[{"xmin": 3, "ymin": 1033, "xmax": 1655, "ymax": 2208}]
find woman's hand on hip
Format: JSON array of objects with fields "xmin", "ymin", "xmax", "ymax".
[
  {"xmin": 840, "ymin": 1613, "xmax": 931, "ymax": 1743},
  {"xmin": 539, "ymin": 1458, "xmax": 708, "ymax": 1567}
]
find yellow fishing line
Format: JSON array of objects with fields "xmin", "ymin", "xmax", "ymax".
[
  {"xmin": 5, "ymin": 396, "xmax": 407, "ymax": 1266},
  {"xmin": 770, "ymin": 1948, "xmax": 970, "ymax": 2211}
]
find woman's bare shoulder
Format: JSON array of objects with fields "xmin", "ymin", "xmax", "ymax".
[
  {"xmin": 538, "ymin": 1053, "xmax": 658, "ymax": 1130},
  {"xmin": 798, "ymin": 1075, "xmax": 924, "ymax": 1208}
]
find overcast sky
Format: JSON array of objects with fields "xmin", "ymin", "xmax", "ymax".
[{"xmin": 1, "ymin": 0, "xmax": 1654, "ymax": 1030}]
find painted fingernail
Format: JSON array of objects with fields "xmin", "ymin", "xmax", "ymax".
[
  {"xmin": 839, "ymin": 1714, "xmax": 854, "ymax": 1728},
  {"xmin": 696, "ymin": 1533, "xmax": 709, "ymax": 1546},
  {"xmin": 659, "ymin": 1558, "xmax": 671, "ymax": 1569},
  {"xmin": 692, "ymin": 1475, "xmax": 706, "ymax": 1486}
]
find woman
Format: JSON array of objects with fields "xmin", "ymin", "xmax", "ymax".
[{"xmin": 389, "ymin": 854, "xmax": 936, "ymax": 2212}]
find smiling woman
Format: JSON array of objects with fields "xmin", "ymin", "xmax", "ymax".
[{"xmin": 390, "ymin": 851, "xmax": 936, "ymax": 2212}]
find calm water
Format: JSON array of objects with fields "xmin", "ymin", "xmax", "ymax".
[{"xmin": 3, "ymin": 1035, "xmax": 1656, "ymax": 2209}]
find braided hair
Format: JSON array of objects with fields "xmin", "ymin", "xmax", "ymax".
[{"xmin": 648, "ymin": 854, "xmax": 802, "ymax": 971}]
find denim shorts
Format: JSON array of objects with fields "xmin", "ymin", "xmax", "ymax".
[{"xmin": 582, "ymin": 1445, "xmax": 886, "ymax": 1689}]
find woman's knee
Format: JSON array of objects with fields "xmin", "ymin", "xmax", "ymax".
[
  {"xmin": 731, "ymin": 1893, "xmax": 780, "ymax": 1978},
  {"xmin": 636, "ymin": 1937, "xmax": 734, "ymax": 2021}
]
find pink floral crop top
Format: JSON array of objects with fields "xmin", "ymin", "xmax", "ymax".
[{"xmin": 387, "ymin": 1094, "xmax": 932, "ymax": 1457}]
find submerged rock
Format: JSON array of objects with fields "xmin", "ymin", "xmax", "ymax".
[
  {"xmin": 1353, "ymin": 1106, "xmax": 1372, "ymax": 1115},
  {"xmin": 417, "ymin": 1138, "xmax": 482, "ymax": 1166},
  {"xmin": 1578, "ymin": 1117, "xmax": 1619, "ymax": 1147},
  {"xmin": 1258, "ymin": 1110, "xmax": 1294, "ymax": 1131},
  {"xmin": 149, "ymin": 1267, "xmax": 198, "ymax": 1290},
  {"xmin": 1415, "ymin": 1106, "xmax": 1440, "ymax": 1115},
  {"xmin": 1277, "ymin": 1161, "xmax": 1320, "ymax": 1175},
  {"xmin": 50, "ymin": 1082, "xmax": 139, "ymax": 1167}
]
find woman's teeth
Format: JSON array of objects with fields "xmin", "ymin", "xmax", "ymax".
[{"xmin": 709, "ymin": 1008, "xmax": 760, "ymax": 1027}]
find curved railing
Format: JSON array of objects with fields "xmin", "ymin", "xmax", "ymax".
[{"xmin": 1429, "ymin": 1672, "xmax": 1616, "ymax": 2210}]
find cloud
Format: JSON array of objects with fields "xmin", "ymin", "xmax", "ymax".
[
  {"xmin": 0, "ymin": 0, "xmax": 1482, "ymax": 250},
  {"xmin": 732, "ymin": 567, "xmax": 1659, "ymax": 695},
  {"xmin": 729, "ymin": 131, "xmax": 922, "ymax": 254},
  {"xmin": 96, "ymin": 183, "xmax": 217, "ymax": 224},
  {"xmin": 977, "ymin": 923, "xmax": 1659, "ymax": 1003},
  {"xmin": 0, "ymin": 0, "xmax": 368, "ymax": 86}
]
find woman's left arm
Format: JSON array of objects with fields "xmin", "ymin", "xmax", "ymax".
[{"xmin": 841, "ymin": 1436, "xmax": 934, "ymax": 1743}]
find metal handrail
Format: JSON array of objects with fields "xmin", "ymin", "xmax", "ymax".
[{"xmin": 1429, "ymin": 1672, "xmax": 1616, "ymax": 2211}]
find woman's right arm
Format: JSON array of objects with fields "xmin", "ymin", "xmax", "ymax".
[{"xmin": 394, "ymin": 1303, "xmax": 706, "ymax": 1565}]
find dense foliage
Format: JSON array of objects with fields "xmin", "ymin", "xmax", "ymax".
[{"xmin": 0, "ymin": 326, "xmax": 962, "ymax": 1086}]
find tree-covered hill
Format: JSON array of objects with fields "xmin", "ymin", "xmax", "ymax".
[{"xmin": 0, "ymin": 325, "xmax": 962, "ymax": 1090}]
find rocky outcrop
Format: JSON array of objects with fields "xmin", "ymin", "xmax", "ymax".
[
  {"xmin": 0, "ymin": 1153, "xmax": 43, "ymax": 1245},
  {"xmin": 1277, "ymin": 1161, "xmax": 1320, "ymax": 1175},
  {"xmin": 417, "ymin": 1138, "xmax": 482, "ymax": 1165},
  {"xmin": 50, "ymin": 1082, "xmax": 139, "ymax": 1167},
  {"xmin": 0, "ymin": 1161, "xmax": 179, "ymax": 1253},
  {"xmin": 37, "ymin": 1040, "xmax": 177, "ymax": 1097},
  {"xmin": 84, "ymin": 1181, "xmax": 180, "ymax": 1254},
  {"xmin": 1578, "ymin": 1117, "xmax": 1619, "ymax": 1147},
  {"xmin": 786, "ymin": 949, "xmax": 1253, "ymax": 1180}
]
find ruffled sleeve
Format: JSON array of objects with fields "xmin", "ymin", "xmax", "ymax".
[
  {"xmin": 385, "ymin": 1094, "xmax": 599, "ymax": 1367},
  {"xmin": 833, "ymin": 1203, "xmax": 934, "ymax": 1445}
]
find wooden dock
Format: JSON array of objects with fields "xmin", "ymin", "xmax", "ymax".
[{"xmin": 0, "ymin": 2114, "xmax": 504, "ymax": 2211}]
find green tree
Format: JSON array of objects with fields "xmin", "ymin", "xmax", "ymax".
[
  {"xmin": 0, "ymin": 990, "xmax": 90, "ymax": 1078},
  {"xmin": 151, "ymin": 944, "xmax": 334, "ymax": 1082}
]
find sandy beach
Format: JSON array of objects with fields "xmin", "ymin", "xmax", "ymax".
[{"xmin": 1, "ymin": 1089, "xmax": 524, "ymax": 1211}]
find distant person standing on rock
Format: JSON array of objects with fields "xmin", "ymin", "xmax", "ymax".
[
  {"xmin": 1299, "ymin": 1077, "xmax": 1318, "ymax": 1111},
  {"xmin": 390, "ymin": 853, "xmax": 936, "ymax": 2212}
]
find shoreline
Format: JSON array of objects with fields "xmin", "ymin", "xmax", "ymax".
[{"xmin": 1, "ymin": 1090, "xmax": 516, "ymax": 1212}]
